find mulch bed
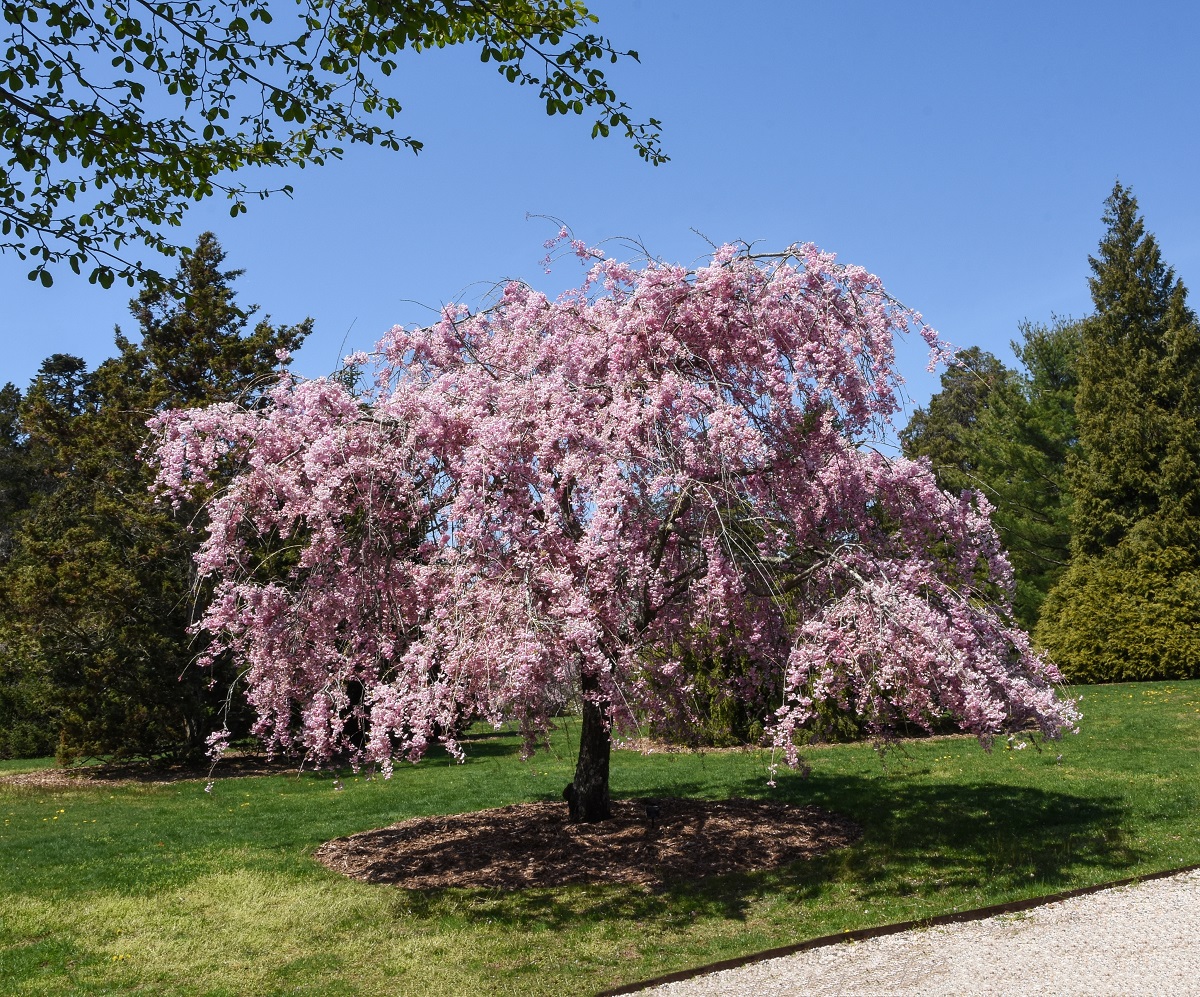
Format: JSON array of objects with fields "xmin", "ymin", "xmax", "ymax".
[
  {"xmin": 314, "ymin": 797, "xmax": 861, "ymax": 890},
  {"xmin": 0, "ymin": 753, "xmax": 298, "ymax": 789}
]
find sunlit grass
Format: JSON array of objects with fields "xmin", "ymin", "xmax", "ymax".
[
  {"xmin": 2, "ymin": 680, "xmax": 1199, "ymax": 995},
  {"xmin": 0, "ymin": 756, "xmax": 55, "ymax": 775}
]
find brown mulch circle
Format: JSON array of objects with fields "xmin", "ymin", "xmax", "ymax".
[
  {"xmin": 0, "ymin": 753, "xmax": 299, "ymax": 790},
  {"xmin": 314, "ymin": 797, "xmax": 861, "ymax": 890},
  {"xmin": 0, "ymin": 769, "xmax": 139, "ymax": 789}
]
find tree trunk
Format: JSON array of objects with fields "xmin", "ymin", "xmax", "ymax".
[{"xmin": 564, "ymin": 673, "xmax": 611, "ymax": 822}]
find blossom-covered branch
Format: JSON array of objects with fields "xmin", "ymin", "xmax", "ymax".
[{"xmin": 149, "ymin": 240, "xmax": 1078, "ymax": 821}]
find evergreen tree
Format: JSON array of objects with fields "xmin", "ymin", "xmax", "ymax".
[
  {"xmin": 0, "ymin": 377, "xmax": 57, "ymax": 757},
  {"xmin": 900, "ymin": 331, "xmax": 1079, "ymax": 631},
  {"xmin": 1070, "ymin": 183, "xmax": 1200, "ymax": 555},
  {"xmin": 1037, "ymin": 184, "xmax": 1200, "ymax": 681},
  {"xmin": 0, "ymin": 235, "xmax": 311, "ymax": 761},
  {"xmin": 110, "ymin": 232, "xmax": 310, "ymax": 407},
  {"xmin": 972, "ymin": 319, "xmax": 1080, "ymax": 629},
  {"xmin": 0, "ymin": 380, "xmax": 30, "ymax": 559},
  {"xmin": 899, "ymin": 346, "xmax": 1011, "ymax": 498},
  {"xmin": 1037, "ymin": 517, "xmax": 1200, "ymax": 683},
  {"xmin": 0, "ymin": 356, "xmax": 99, "ymax": 758}
]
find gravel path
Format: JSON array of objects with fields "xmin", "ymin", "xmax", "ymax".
[{"xmin": 637, "ymin": 869, "xmax": 1200, "ymax": 996}]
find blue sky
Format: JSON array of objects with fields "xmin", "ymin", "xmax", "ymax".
[{"xmin": 3, "ymin": 0, "xmax": 1199, "ymax": 425}]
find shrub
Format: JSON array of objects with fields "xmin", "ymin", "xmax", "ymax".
[{"xmin": 1037, "ymin": 520, "xmax": 1200, "ymax": 682}]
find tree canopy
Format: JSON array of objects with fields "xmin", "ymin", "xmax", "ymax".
[
  {"xmin": 0, "ymin": 379, "xmax": 33, "ymax": 557},
  {"xmin": 151, "ymin": 239, "xmax": 1078, "ymax": 821},
  {"xmin": 1069, "ymin": 183, "xmax": 1200, "ymax": 558},
  {"xmin": 981, "ymin": 319, "xmax": 1080, "ymax": 627},
  {"xmin": 1, "ymin": 0, "xmax": 664, "ymax": 287},
  {"xmin": 899, "ymin": 345, "xmax": 1010, "ymax": 499}
]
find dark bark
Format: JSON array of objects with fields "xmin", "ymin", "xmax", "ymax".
[{"xmin": 563, "ymin": 672, "xmax": 611, "ymax": 822}]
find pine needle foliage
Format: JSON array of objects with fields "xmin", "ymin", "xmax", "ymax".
[
  {"xmin": 901, "ymin": 328, "xmax": 1080, "ymax": 632},
  {"xmin": 1037, "ymin": 184, "xmax": 1200, "ymax": 682}
]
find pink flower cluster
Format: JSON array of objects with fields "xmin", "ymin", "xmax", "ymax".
[{"xmin": 149, "ymin": 244, "xmax": 1078, "ymax": 773}]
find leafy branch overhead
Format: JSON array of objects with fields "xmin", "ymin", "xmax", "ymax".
[{"xmin": 0, "ymin": 0, "xmax": 665, "ymax": 287}]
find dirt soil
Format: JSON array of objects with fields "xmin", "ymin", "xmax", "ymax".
[
  {"xmin": 0, "ymin": 753, "xmax": 297, "ymax": 789},
  {"xmin": 314, "ymin": 797, "xmax": 861, "ymax": 890}
]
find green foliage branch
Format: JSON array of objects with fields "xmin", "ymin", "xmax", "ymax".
[
  {"xmin": 1067, "ymin": 183, "xmax": 1200, "ymax": 558},
  {"xmin": 1037, "ymin": 519, "xmax": 1200, "ymax": 683},
  {"xmin": 0, "ymin": 0, "xmax": 665, "ymax": 287},
  {"xmin": 901, "ymin": 329, "xmax": 1080, "ymax": 632}
]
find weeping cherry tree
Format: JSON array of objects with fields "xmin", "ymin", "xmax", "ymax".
[{"xmin": 150, "ymin": 239, "xmax": 1079, "ymax": 822}]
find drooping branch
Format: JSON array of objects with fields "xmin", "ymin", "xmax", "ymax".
[{"xmin": 148, "ymin": 240, "xmax": 1078, "ymax": 804}]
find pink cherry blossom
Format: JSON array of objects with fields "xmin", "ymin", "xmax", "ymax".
[{"xmin": 149, "ymin": 242, "xmax": 1078, "ymax": 804}]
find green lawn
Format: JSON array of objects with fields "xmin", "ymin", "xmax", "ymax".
[
  {"xmin": 0, "ymin": 757, "xmax": 57, "ymax": 775},
  {"xmin": 3, "ymin": 680, "xmax": 1199, "ymax": 996}
]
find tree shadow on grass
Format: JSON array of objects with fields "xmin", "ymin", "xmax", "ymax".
[
  {"xmin": 786, "ymin": 768, "xmax": 1138, "ymax": 897},
  {"xmin": 415, "ymin": 722, "xmax": 581, "ymax": 766},
  {"xmin": 382, "ymin": 772, "xmax": 1137, "ymax": 932},
  {"xmin": 417, "ymin": 735, "xmax": 529, "ymax": 763}
]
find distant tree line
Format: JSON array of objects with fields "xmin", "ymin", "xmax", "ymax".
[
  {"xmin": 2, "ymin": 186, "xmax": 1194, "ymax": 764},
  {"xmin": 903, "ymin": 183, "xmax": 1200, "ymax": 683},
  {"xmin": 0, "ymin": 234, "xmax": 311, "ymax": 760}
]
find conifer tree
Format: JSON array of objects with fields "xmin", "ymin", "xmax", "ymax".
[
  {"xmin": 1037, "ymin": 184, "xmax": 1200, "ymax": 681},
  {"xmin": 1069, "ymin": 183, "xmax": 1200, "ymax": 555},
  {"xmin": 900, "ymin": 327, "xmax": 1079, "ymax": 631},
  {"xmin": 0, "ymin": 380, "xmax": 30, "ymax": 559},
  {"xmin": 973, "ymin": 319, "xmax": 1080, "ymax": 629},
  {"xmin": 0, "ymin": 378, "xmax": 56, "ymax": 757},
  {"xmin": 0, "ymin": 235, "xmax": 311, "ymax": 761},
  {"xmin": 899, "ymin": 346, "xmax": 1010, "ymax": 499}
]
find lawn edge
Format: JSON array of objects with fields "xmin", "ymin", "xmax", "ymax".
[{"xmin": 597, "ymin": 862, "xmax": 1200, "ymax": 996}]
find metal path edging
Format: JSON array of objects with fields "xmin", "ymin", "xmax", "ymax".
[{"xmin": 596, "ymin": 863, "xmax": 1200, "ymax": 997}]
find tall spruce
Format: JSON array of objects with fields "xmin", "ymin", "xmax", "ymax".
[
  {"xmin": 0, "ymin": 235, "xmax": 311, "ymax": 761},
  {"xmin": 1037, "ymin": 184, "xmax": 1200, "ymax": 681},
  {"xmin": 1070, "ymin": 183, "xmax": 1200, "ymax": 555}
]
